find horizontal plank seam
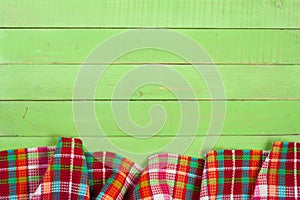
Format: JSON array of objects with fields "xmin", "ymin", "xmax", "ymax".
[
  {"xmin": 1, "ymin": 63, "xmax": 300, "ymax": 66},
  {"xmin": 0, "ymin": 99, "xmax": 299, "ymax": 102},
  {"xmin": 1, "ymin": 134, "xmax": 300, "ymax": 137},
  {"xmin": 0, "ymin": 27, "xmax": 300, "ymax": 30}
]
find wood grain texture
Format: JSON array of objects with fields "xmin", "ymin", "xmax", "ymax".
[
  {"xmin": 0, "ymin": 1, "xmax": 299, "ymax": 159},
  {"xmin": 1, "ymin": 65, "xmax": 299, "ymax": 100},
  {"xmin": 0, "ymin": 135, "xmax": 299, "ymax": 165},
  {"xmin": 0, "ymin": 0, "xmax": 299, "ymax": 28},
  {"xmin": 0, "ymin": 30, "xmax": 299, "ymax": 64},
  {"xmin": 0, "ymin": 101, "xmax": 299, "ymax": 137}
]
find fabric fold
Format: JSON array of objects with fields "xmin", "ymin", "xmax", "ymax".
[
  {"xmin": 31, "ymin": 138, "xmax": 90, "ymax": 199},
  {"xmin": 130, "ymin": 153, "xmax": 205, "ymax": 200},
  {"xmin": 86, "ymin": 151, "xmax": 142, "ymax": 200},
  {"xmin": 0, "ymin": 137, "xmax": 141, "ymax": 200},
  {"xmin": 253, "ymin": 142, "xmax": 300, "ymax": 199},
  {"xmin": 1, "ymin": 138, "xmax": 300, "ymax": 199},
  {"xmin": 0, "ymin": 145, "xmax": 55, "ymax": 199},
  {"xmin": 200, "ymin": 149, "xmax": 268, "ymax": 200}
]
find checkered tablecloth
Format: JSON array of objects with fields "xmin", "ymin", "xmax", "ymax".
[{"xmin": 0, "ymin": 138, "xmax": 299, "ymax": 199}]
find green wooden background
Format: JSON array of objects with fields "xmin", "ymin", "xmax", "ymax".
[{"xmin": 0, "ymin": 0, "xmax": 299, "ymax": 164}]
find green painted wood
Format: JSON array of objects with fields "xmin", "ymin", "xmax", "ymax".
[
  {"xmin": 0, "ymin": 0, "xmax": 299, "ymax": 164},
  {"xmin": 1, "ymin": 65, "xmax": 299, "ymax": 100},
  {"xmin": 0, "ymin": 0, "xmax": 299, "ymax": 28},
  {"xmin": 0, "ymin": 101, "xmax": 299, "ymax": 136},
  {"xmin": 1, "ymin": 30, "xmax": 299, "ymax": 64},
  {"xmin": 1, "ymin": 135, "xmax": 300, "ymax": 165}
]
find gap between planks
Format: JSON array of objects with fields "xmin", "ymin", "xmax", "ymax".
[
  {"xmin": 1, "ymin": 27, "xmax": 300, "ymax": 30},
  {"xmin": 2, "ymin": 134, "xmax": 300, "ymax": 138},
  {"xmin": 1, "ymin": 99, "xmax": 300, "ymax": 102},
  {"xmin": 1, "ymin": 63, "xmax": 300, "ymax": 66}
]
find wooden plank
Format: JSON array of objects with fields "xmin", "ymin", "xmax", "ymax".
[
  {"xmin": 0, "ymin": 101, "xmax": 299, "ymax": 137},
  {"xmin": 0, "ymin": 0, "xmax": 299, "ymax": 28},
  {"xmin": 1, "ymin": 65, "xmax": 300, "ymax": 100},
  {"xmin": 1, "ymin": 135, "xmax": 300, "ymax": 165},
  {"xmin": 0, "ymin": 30, "xmax": 299, "ymax": 64}
]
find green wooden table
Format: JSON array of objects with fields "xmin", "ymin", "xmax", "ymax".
[{"xmin": 0, "ymin": 0, "xmax": 299, "ymax": 164}]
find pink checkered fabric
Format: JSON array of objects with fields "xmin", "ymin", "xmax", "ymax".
[
  {"xmin": 1, "ymin": 138, "xmax": 300, "ymax": 199},
  {"xmin": 130, "ymin": 153, "xmax": 205, "ymax": 200},
  {"xmin": 0, "ymin": 138, "xmax": 142, "ymax": 200},
  {"xmin": 253, "ymin": 142, "xmax": 300, "ymax": 199},
  {"xmin": 200, "ymin": 150, "xmax": 269, "ymax": 200}
]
